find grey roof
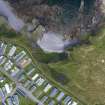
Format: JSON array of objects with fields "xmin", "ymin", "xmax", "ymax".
[
  {"xmin": 56, "ymin": 92, "xmax": 65, "ymax": 102},
  {"xmin": 7, "ymin": 98, "xmax": 13, "ymax": 105},
  {"xmin": 64, "ymin": 96, "xmax": 72, "ymax": 105},
  {"xmin": 49, "ymin": 88, "xmax": 59, "ymax": 98}
]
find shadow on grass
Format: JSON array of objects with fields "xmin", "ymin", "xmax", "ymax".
[{"xmin": 49, "ymin": 67, "xmax": 70, "ymax": 85}]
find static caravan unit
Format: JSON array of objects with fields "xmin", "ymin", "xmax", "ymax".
[
  {"xmin": 8, "ymin": 46, "xmax": 16, "ymax": 57},
  {"xmin": 44, "ymin": 83, "xmax": 52, "ymax": 93},
  {"xmin": 56, "ymin": 92, "xmax": 65, "ymax": 102},
  {"xmin": 32, "ymin": 73, "xmax": 39, "ymax": 81}
]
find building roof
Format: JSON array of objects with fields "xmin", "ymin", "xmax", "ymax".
[
  {"xmin": 56, "ymin": 92, "xmax": 65, "ymax": 102},
  {"xmin": 49, "ymin": 88, "xmax": 59, "ymax": 98}
]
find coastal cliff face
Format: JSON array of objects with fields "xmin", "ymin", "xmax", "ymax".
[
  {"xmin": 4, "ymin": 0, "xmax": 105, "ymax": 53},
  {"xmin": 7, "ymin": 0, "xmax": 101, "ymax": 37}
]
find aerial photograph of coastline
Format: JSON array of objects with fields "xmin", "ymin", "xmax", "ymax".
[{"xmin": 0, "ymin": 0, "xmax": 105, "ymax": 105}]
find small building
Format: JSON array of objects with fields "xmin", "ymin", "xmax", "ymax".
[
  {"xmin": 7, "ymin": 97, "xmax": 13, "ymax": 105},
  {"xmin": 16, "ymin": 88, "xmax": 26, "ymax": 96},
  {"xmin": 56, "ymin": 92, "xmax": 65, "ymax": 102},
  {"xmin": 0, "ymin": 56, "xmax": 4, "ymax": 64},
  {"xmin": 27, "ymin": 68, "xmax": 35, "ymax": 76},
  {"xmin": 49, "ymin": 88, "xmax": 59, "ymax": 98},
  {"xmin": 14, "ymin": 51, "xmax": 26, "ymax": 62},
  {"xmin": 44, "ymin": 83, "xmax": 52, "ymax": 93},
  {"xmin": 17, "ymin": 56, "xmax": 32, "ymax": 68},
  {"xmin": 8, "ymin": 46, "xmax": 16, "ymax": 57},
  {"xmin": 0, "ymin": 88, "xmax": 5, "ymax": 98},
  {"xmin": 5, "ymin": 83, "xmax": 12, "ymax": 94},
  {"xmin": 1, "ymin": 43, "xmax": 7, "ymax": 55},
  {"xmin": 32, "ymin": 73, "xmax": 39, "ymax": 81},
  {"xmin": 0, "ymin": 47, "xmax": 3, "ymax": 56},
  {"xmin": 0, "ymin": 56, "xmax": 6, "ymax": 65},
  {"xmin": 30, "ymin": 85, "xmax": 37, "ymax": 93},
  {"xmin": 18, "ymin": 74, "xmax": 25, "ymax": 82},
  {"xmin": 2, "ymin": 87, "xmax": 7, "ymax": 97},
  {"xmin": 12, "ymin": 95, "xmax": 20, "ymax": 105},
  {"xmin": 4, "ymin": 60, "xmax": 13, "ymax": 71},
  {"xmin": 63, "ymin": 96, "xmax": 72, "ymax": 105},
  {"xmin": 35, "ymin": 77, "xmax": 45, "ymax": 86},
  {"xmin": 67, "ymin": 100, "xmax": 73, "ymax": 105},
  {"xmin": 10, "ymin": 67, "xmax": 20, "ymax": 77},
  {"xmin": 0, "ymin": 77, "xmax": 5, "ymax": 83}
]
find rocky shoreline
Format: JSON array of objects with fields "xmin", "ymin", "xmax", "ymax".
[
  {"xmin": 6, "ymin": 0, "xmax": 105, "ymax": 36},
  {"xmin": 1, "ymin": 0, "xmax": 105, "ymax": 53}
]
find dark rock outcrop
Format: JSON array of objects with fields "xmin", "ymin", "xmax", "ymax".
[{"xmin": 6, "ymin": 0, "xmax": 105, "ymax": 38}]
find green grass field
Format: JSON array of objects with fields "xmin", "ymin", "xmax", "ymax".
[{"xmin": 46, "ymin": 28, "xmax": 105, "ymax": 105}]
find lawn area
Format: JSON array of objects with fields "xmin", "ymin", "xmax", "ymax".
[
  {"xmin": 19, "ymin": 96, "xmax": 36, "ymax": 105},
  {"xmin": 47, "ymin": 28, "xmax": 105, "ymax": 105}
]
